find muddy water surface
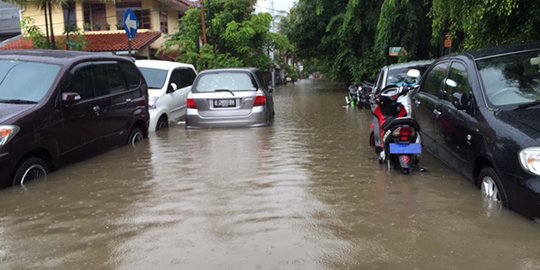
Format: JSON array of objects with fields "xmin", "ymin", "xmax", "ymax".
[{"xmin": 1, "ymin": 80, "xmax": 540, "ymax": 270}]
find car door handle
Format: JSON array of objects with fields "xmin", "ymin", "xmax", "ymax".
[
  {"xmin": 125, "ymin": 98, "xmax": 132, "ymax": 103},
  {"xmin": 433, "ymin": 109, "xmax": 442, "ymax": 117},
  {"xmin": 414, "ymin": 100, "xmax": 421, "ymax": 106},
  {"xmin": 93, "ymin": 106, "xmax": 100, "ymax": 112}
]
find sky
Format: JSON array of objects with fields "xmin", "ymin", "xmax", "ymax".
[{"xmin": 255, "ymin": 0, "xmax": 296, "ymax": 15}]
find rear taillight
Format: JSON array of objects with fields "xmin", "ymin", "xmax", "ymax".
[
  {"xmin": 398, "ymin": 127, "xmax": 413, "ymax": 141},
  {"xmin": 187, "ymin": 98, "xmax": 197, "ymax": 109},
  {"xmin": 254, "ymin": 90, "xmax": 266, "ymax": 106}
]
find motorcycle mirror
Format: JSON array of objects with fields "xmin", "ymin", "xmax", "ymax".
[
  {"xmin": 445, "ymin": 78, "xmax": 457, "ymax": 88},
  {"xmin": 407, "ymin": 69, "xmax": 421, "ymax": 78}
]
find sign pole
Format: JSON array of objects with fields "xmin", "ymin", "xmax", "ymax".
[{"xmin": 128, "ymin": 38, "xmax": 132, "ymax": 58}]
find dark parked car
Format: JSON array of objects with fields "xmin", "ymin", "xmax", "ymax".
[
  {"xmin": 411, "ymin": 42, "xmax": 540, "ymax": 219},
  {"xmin": 0, "ymin": 50, "xmax": 149, "ymax": 188},
  {"xmin": 370, "ymin": 60, "xmax": 433, "ymax": 116}
]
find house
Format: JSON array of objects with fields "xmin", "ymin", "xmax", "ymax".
[
  {"xmin": 0, "ymin": 2, "xmax": 21, "ymax": 42},
  {"xmin": 0, "ymin": 0, "xmax": 193, "ymax": 58}
]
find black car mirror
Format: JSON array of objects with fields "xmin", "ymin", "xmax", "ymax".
[
  {"xmin": 452, "ymin": 92, "xmax": 469, "ymax": 110},
  {"xmin": 268, "ymin": 87, "xmax": 274, "ymax": 93},
  {"xmin": 62, "ymin": 92, "xmax": 81, "ymax": 105}
]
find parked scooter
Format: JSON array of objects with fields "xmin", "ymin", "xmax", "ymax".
[{"xmin": 368, "ymin": 70, "xmax": 422, "ymax": 174}]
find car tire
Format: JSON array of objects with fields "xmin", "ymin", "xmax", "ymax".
[
  {"xmin": 156, "ymin": 115, "xmax": 168, "ymax": 131},
  {"xmin": 128, "ymin": 127, "xmax": 144, "ymax": 146},
  {"xmin": 13, "ymin": 157, "xmax": 48, "ymax": 186},
  {"xmin": 478, "ymin": 167, "xmax": 509, "ymax": 207}
]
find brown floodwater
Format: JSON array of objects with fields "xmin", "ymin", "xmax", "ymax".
[{"xmin": 1, "ymin": 79, "xmax": 540, "ymax": 270}]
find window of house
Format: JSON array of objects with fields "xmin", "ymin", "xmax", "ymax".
[
  {"xmin": 116, "ymin": 1, "xmax": 151, "ymax": 30},
  {"xmin": 160, "ymin": 10, "xmax": 168, "ymax": 33},
  {"xmin": 83, "ymin": 3, "xmax": 107, "ymax": 31}
]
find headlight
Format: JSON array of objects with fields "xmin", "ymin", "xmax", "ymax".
[
  {"xmin": 519, "ymin": 147, "xmax": 540, "ymax": 176},
  {"xmin": 0, "ymin": 125, "xmax": 20, "ymax": 146},
  {"xmin": 148, "ymin": 96, "xmax": 159, "ymax": 109}
]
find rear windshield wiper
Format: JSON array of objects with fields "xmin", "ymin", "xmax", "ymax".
[
  {"xmin": 214, "ymin": 89, "xmax": 235, "ymax": 96},
  {"xmin": 0, "ymin": 99, "xmax": 38, "ymax": 104},
  {"xmin": 514, "ymin": 100, "xmax": 540, "ymax": 110}
]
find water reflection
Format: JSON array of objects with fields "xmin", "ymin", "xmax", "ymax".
[{"xmin": 0, "ymin": 80, "xmax": 539, "ymax": 270}]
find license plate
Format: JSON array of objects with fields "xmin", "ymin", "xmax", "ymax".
[
  {"xmin": 389, "ymin": 143, "xmax": 422, "ymax": 154},
  {"xmin": 213, "ymin": 99, "xmax": 236, "ymax": 108}
]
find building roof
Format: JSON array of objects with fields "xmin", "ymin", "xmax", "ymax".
[{"xmin": 0, "ymin": 31, "xmax": 162, "ymax": 53}]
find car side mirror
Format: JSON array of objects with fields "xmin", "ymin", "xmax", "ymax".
[
  {"xmin": 167, "ymin": 83, "xmax": 178, "ymax": 93},
  {"xmin": 62, "ymin": 92, "xmax": 81, "ymax": 105},
  {"xmin": 452, "ymin": 92, "xmax": 469, "ymax": 110},
  {"xmin": 268, "ymin": 86, "xmax": 274, "ymax": 93}
]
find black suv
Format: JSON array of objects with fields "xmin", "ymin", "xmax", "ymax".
[
  {"xmin": 0, "ymin": 50, "xmax": 149, "ymax": 188},
  {"xmin": 411, "ymin": 42, "xmax": 540, "ymax": 219}
]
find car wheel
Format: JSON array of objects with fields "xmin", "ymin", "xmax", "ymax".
[
  {"xmin": 478, "ymin": 167, "xmax": 509, "ymax": 206},
  {"xmin": 156, "ymin": 115, "xmax": 168, "ymax": 131},
  {"xmin": 128, "ymin": 127, "xmax": 144, "ymax": 146},
  {"xmin": 13, "ymin": 157, "xmax": 48, "ymax": 186}
]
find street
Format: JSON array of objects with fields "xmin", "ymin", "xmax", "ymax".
[{"xmin": 1, "ymin": 79, "xmax": 539, "ymax": 269}]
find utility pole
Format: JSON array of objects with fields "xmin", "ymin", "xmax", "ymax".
[{"xmin": 199, "ymin": 0, "xmax": 207, "ymax": 45}]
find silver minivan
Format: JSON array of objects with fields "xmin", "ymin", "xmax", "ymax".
[{"xmin": 186, "ymin": 68, "xmax": 274, "ymax": 128}]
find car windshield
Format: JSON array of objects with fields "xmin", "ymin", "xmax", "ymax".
[
  {"xmin": 0, "ymin": 60, "xmax": 61, "ymax": 103},
  {"xmin": 193, "ymin": 72, "xmax": 257, "ymax": 92},
  {"xmin": 138, "ymin": 67, "xmax": 168, "ymax": 89},
  {"xmin": 477, "ymin": 50, "xmax": 540, "ymax": 107},
  {"xmin": 386, "ymin": 64, "xmax": 430, "ymax": 87}
]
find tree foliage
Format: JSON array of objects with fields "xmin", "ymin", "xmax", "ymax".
[
  {"xmin": 162, "ymin": 0, "xmax": 273, "ymax": 70},
  {"xmin": 284, "ymin": 0, "xmax": 540, "ymax": 83}
]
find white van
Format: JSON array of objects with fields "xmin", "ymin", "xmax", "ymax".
[{"xmin": 135, "ymin": 60, "xmax": 197, "ymax": 131}]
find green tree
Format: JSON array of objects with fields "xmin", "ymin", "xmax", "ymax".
[
  {"xmin": 431, "ymin": 0, "xmax": 540, "ymax": 51},
  {"xmin": 162, "ymin": 0, "xmax": 273, "ymax": 70},
  {"xmin": 375, "ymin": 0, "xmax": 432, "ymax": 62}
]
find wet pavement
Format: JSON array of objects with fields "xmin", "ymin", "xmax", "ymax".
[{"xmin": 1, "ymin": 79, "xmax": 540, "ymax": 269}]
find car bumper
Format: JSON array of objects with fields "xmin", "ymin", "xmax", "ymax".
[
  {"xmin": 186, "ymin": 107, "xmax": 270, "ymax": 128},
  {"xmin": 0, "ymin": 151, "xmax": 14, "ymax": 188},
  {"xmin": 501, "ymin": 171, "xmax": 540, "ymax": 219},
  {"xmin": 148, "ymin": 108, "xmax": 161, "ymax": 132}
]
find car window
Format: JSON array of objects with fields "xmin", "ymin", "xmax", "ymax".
[
  {"xmin": 193, "ymin": 72, "xmax": 257, "ymax": 92},
  {"xmin": 92, "ymin": 63, "xmax": 127, "ymax": 96},
  {"xmin": 477, "ymin": 50, "xmax": 540, "ymax": 107},
  {"xmin": 138, "ymin": 67, "xmax": 167, "ymax": 89},
  {"xmin": 446, "ymin": 62, "xmax": 472, "ymax": 100},
  {"xmin": 119, "ymin": 61, "xmax": 141, "ymax": 90},
  {"xmin": 0, "ymin": 60, "xmax": 61, "ymax": 102},
  {"xmin": 422, "ymin": 62, "xmax": 449, "ymax": 97},
  {"xmin": 255, "ymin": 70, "xmax": 267, "ymax": 89},
  {"xmin": 374, "ymin": 68, "xmax": 385, "ymax": 92},
  {"xmin": 65, "ymin": 65, "xmax": 95, "ymax": 100},
  {"xmin": 179, "ymin": 67, "xmax": 197, "ymax": 88}
]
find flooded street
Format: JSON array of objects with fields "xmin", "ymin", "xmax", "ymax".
[{"xmin": 1, "ymin": 79, "xmax": 540, "ymax": 269}]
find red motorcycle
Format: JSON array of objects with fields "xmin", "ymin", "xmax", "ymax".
[{"xmin": 369, "ymin": 85, "xmax": 421, "ymax": 174}]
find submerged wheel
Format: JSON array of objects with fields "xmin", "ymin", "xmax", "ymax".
[
  {"xmin": 478, "ymin": 167, "xmax": 508, "ymax": 206},
  {"xmin": 13, "ymin": 157, "xmax": 48, "ymax": 186},
  {"xmin": 156, "ymin": 115, "xmax": 169, "ymax": 131},
  {"xmin": 128, "ymin": 127, "xmax": 144, "ymax": 146}
]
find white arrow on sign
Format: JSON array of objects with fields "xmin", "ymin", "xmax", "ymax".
[{"xmin": 125, "ymin": 15, "xmax": 137, "ymax": 33}]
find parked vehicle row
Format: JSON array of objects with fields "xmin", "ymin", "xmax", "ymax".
[
  {"xmin": 364, "ymin": 42, "xmax": 540, "ymax": 220},
  {"xmin": 409, "ymin": 42, "xmax": 540, "ymax": 220},
  {"xmin": 0, "ymin": 50, "xmax": 274, "ymax": 189}
]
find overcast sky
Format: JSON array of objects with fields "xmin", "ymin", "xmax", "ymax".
[{"xmin": 256, "ymin": 0, "xmax": 296, "ymax": 14}]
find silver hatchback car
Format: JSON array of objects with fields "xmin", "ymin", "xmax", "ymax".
[{"xmin": 186, "ymin": 68, "xmax": 275, "ymax": 128}]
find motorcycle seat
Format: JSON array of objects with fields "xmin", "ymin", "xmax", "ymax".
[{"xmin": 382, "ymin": 117, "xmax": 420, "ymax": 131}]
